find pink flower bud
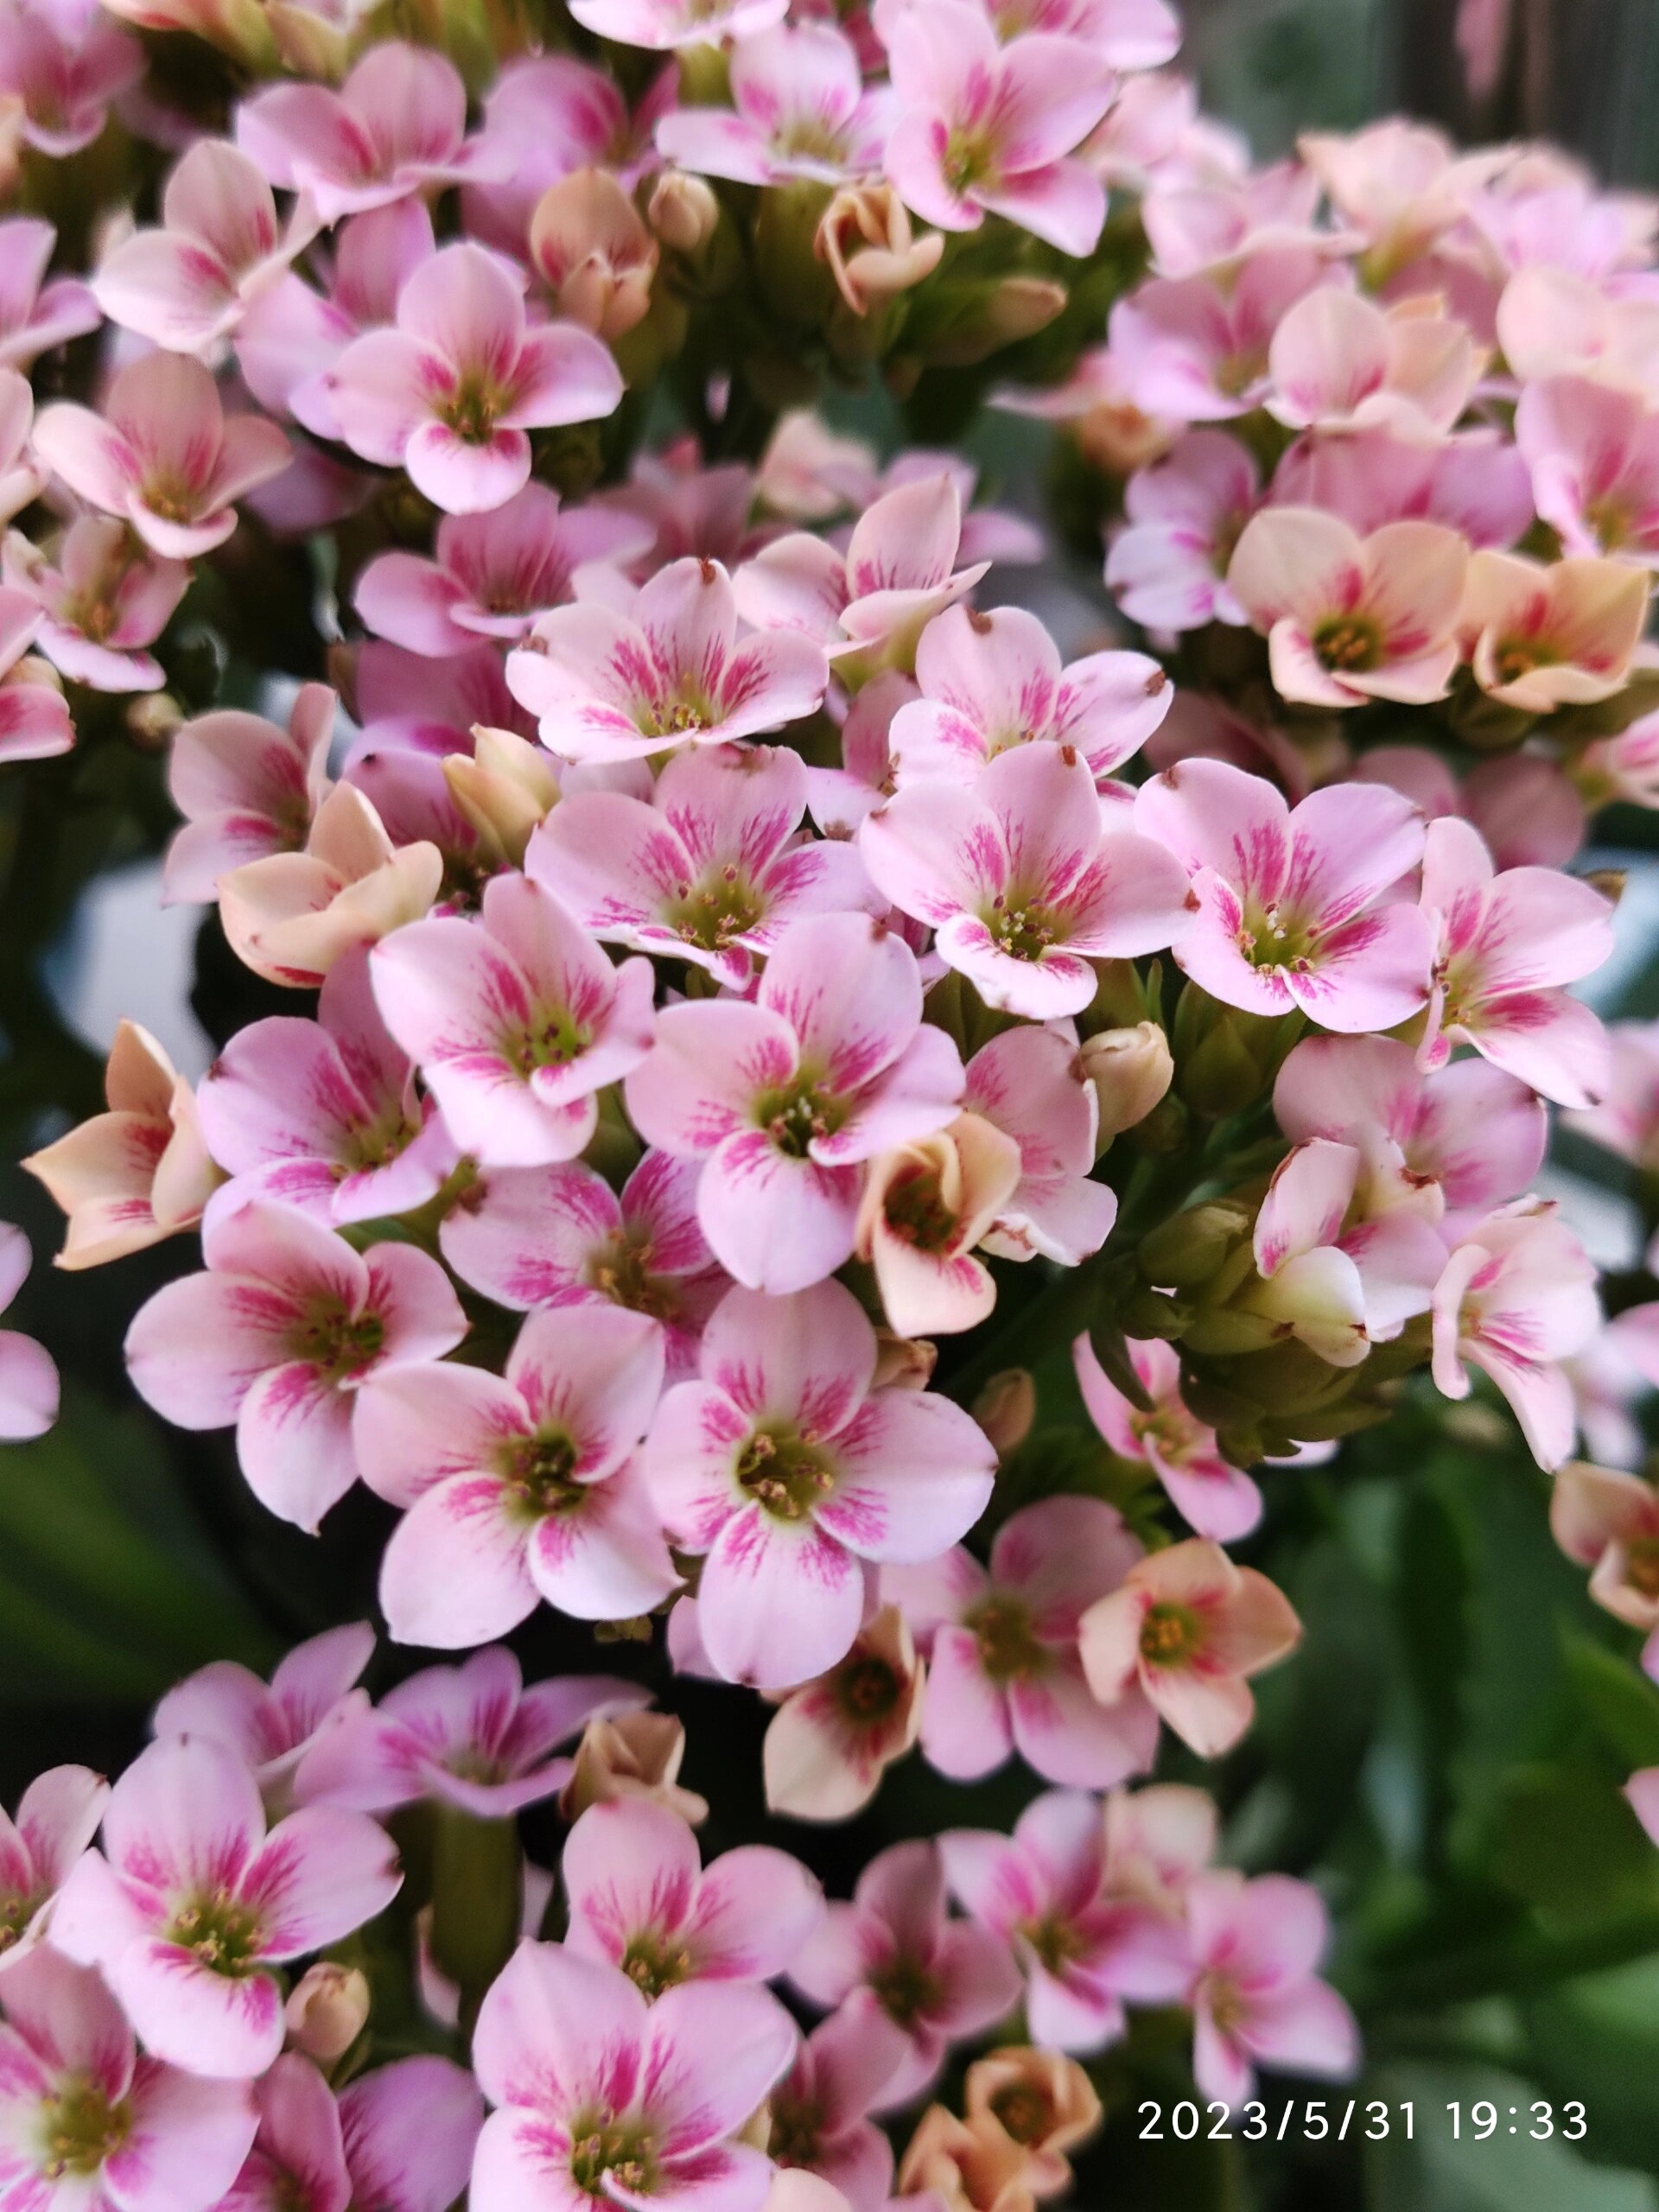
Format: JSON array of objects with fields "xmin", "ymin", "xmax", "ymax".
[
  {"xmin": 283, "ymin": 1961, "xmax": 370, "ymax": 2062},
  {"xmin": 1080, "ymin": 1021, "xmax": 1174, "ymax": 1147}
]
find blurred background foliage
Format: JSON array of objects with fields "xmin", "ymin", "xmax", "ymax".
[{"xmin": 8, "ymin": 3, "xmax": 1659, "ymax": 2208}]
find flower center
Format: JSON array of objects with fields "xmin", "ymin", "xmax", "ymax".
[
  {"xmin": 837, "ymin": 1655, "xmax": 901, "ymax": 1724},
  {"xmin": 767, "ymin": 2090, "xmax": 824, "ymax": 2167},
  {"xmin": 1624, "ymin": 1533, "xmax": 1659, "ymax": 1599},
  {"xmin": 38, "ymin": 2077, "xmax": 130, "ymax": 2181},
  {"xmin": 442, "ymin": 374, "xmax": 504, "ymax": 446},
  {"xmin": 1139, "ymin": 1600, "xmax": 1201, "ymax": 1667},
  {"xmin": 142, "ymin": 475, "xmax": 199, "ymax": 524},
  {"xmin": 512, "ymin": 1007, "xmax": 593, "ymax": 1073},
  {"xmin": 638, "ymin": 686, "xmax": 713, "ymax": 741},
  {"xmin": 1020, "ymin": 1912, "xmax": 1084, "ymax": 1974},
  {"xmin": 300, "ymin": 1304, "xmax": 385, "ymax": 1382},
  {"xmin": 167, "ymin": 1890, "xmax": 263, "ymax": 1975},
  {"xmin": 588, "ymin": 1229, "xmax": 683, "ymax": 1325},
  {"xmin": 755, "ymin": 1073, "xmax": 845, "ymax": 1160},
  {"xmin": 1203, "ymin": 1970, "xmax": 1247, "ymax": 2037},
  {"xmin": 868, "ymin": 1948, "xmax": 940, "ymax": 2029},
  {"xmin": 668, "ymin": 863, "xmax": 767, "ymax": 953},
  {"xmin": 1313, "ymin": 613, "xmax": 1382, "ymax": 673},
  {"xmin": 1236, "ymin": 899, "xmax": 1316, "ymax": 974},
  {"xmin": 735, "ymin": 1423, "xmax": 836, "ymax": 1521},
  {"xmin": 941, "ymin": 126, "xmax": 995, "ymax": 196},
  {"xmin": 620, "ymin": 1928, "xmax": 693, "ymax": 1999},
  {"xmin": 0, "ymin": 1885, "xmax": 40, "ymax": 1954},
  {"xmin": 777, "ymin": 114, "xmax": 850, "ymax": 162},
  {"xmin": 569, "ymin": 2117, "xmax": 656, "ymax": 2200},
  {"xmin": 1492, "ymin": 634, "xmax": 1562, "ymax": 685},
  {"xmin": 880, "ymin": 1159, "xmax": 961, "ymax": 1254},
  {"xmin": 985, "ymin": 892, "xmax": 1060, "ymax": 963},
  {"xmin": 989, "ymin": 2083, "xmax": 1053, "ymax": 2146},
  {"xmin": 500, "ymin": 1431, "xmax": 583, "ymax": 1516},
  {"xmin": 965, "ymin": 1595, "xmax": 1046, "ymax": 1685}
]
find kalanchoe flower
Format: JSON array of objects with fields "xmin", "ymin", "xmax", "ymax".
[
  {"xmin": 51, "ymin": 1734, "xmax": 401, "ymax": 2080},
  {"xmin": 1432, "ymin": 1200, "xmax": 1601, "ymax": 1470},
  {"xmin": 0, "ymin": 8, "xmax": 142, "ymax": 159},
  {"xmin": 962, "ymin": 2045, "xmax": 1102, "ymax": 2198},
  {"xmin": 642, "ymin": 1277, "xmax": 995, "ymax": 1689},
  {"xmin": 236, "ymin": 42, "xmax": 486, "ymax": 224},
  {"xmin": 963, "ymin": 1027, "xmax": 1117, "ymax": 1268},
  {"xmin": 216, "ymin": 2050, "xmax": 482, "ymax": 2212},
  {"xmin": 626, "ymin": 910, "xmax": 964, "ymax": 1293},
  {"xmin": 369, "ymin": 870, "xmax": 655, "ymax": 1168},
  {"xmin": 124, "ymin": 1198, "xmax": 467, "ymax": 1530},
  {"xmin": 0, "ymin": 1766, "xmax": 108, "ymax": 1971},
  {"xmin": 1079, "ymin": 1539, "xmax": 1302, "ymax": 1758},
  {"xmin": 531, "ymin": 740, "xmax": 880, "ymax": 990},
  {"xmin": 196, "ymin": 944, "xmax": 456, "ymax": 1230},
  {"xmin": 0, "ymin": 368, "xmax": 41, "ymax": 524},
  {"xmin": 1627, "ymin": 1769, "xmax": 1659, "ymax": 1848},
  {"xmin": 940, "ymin": 1791, "xmax": 1190, "ymax": 2053},
  {"xmin": 507, "ymin": 556, "xmax": 830, "ymax": 764},
  {"xmin": 1515, "ymin": 373, "xmax": 1659, "ymax": 561},
  {"xmin": 355, "ymin": 483, "xmax": 648, "ymax": 659},
  {"xmin": 1106, "ymin": 250, "xmax": 1325, "ymax": 423},
  {"xmin": 887, "ymin": 604, "xmax": 1171, "ymax": 790},
  {"xmin": 766, "ymin": 2004, "xmax": 911, "ymax": 2211},
  {"xmin": 164, "ymin": 684, "xmax": 334, "ymax": 907},
  {"xmin": 0, "ymin": 1222, "xmax": 57, "ymax": 1442},
  {"xmin": 0, "ymin": 217, "xmax": 99, "ymax": 367},
  {"xmin": 1264, "ymin": 286, "xmax": 1486, "ymax": 436},
  {"xmin": 861, "ymin": 741, "xmax": 1193, "ymax": 1020},
  {"xmin": 149, "ymin": 1624, "xmax": 374, "ymax": 1812},
  {"xmin": 0, "ymin": 582, "xmax": 72, "ymax": 762},
  {"xmin": 32, "ymin": 353, "xmax": 292, "ymax": 562},
  {"xmin": 563, "ymin": 1797, "xmax": 823, "ymax": 1996},
  {"xmin": 1550, "ymin": 1459, "xmax": 1659, "ymax": 1678},
  {"xmin": 354, "ymin": 1303, "xmax": 676, "ymax": 1643},
  {"xmin": 1457, "ymin": 550, "xmax": 1649, "ymax": 712},
  {"xmin": 441, "ymin": 1150, "xmax": 726, "ymax": 1384},
  {"xmin": 562, "ymin": 1708, "xmax": 709, "ymax": 1829},
  {"xmin": 1107, "ymin": 429, "xmax": 1260, "ymax": 632},
  {"xmin": 893, "ymin": 2102, "xmax": 1038, "ymax": 2212},
  {"xmin": 880, "ymin": 0, "xmax": 1116, "ymax": 255},
  {"xmin": 93, "ymin": 141, "xmax": 319, "ymax": 353},
  {"xmin": 886, "ymin": 1495, "xmax": 1158, "ymax": 1789},
  {"xmin": 764, "ymin": 1604, "xmax": 926, "ymax": 1823},
  {"xmin": 529, "ymin": 168, "xmax": 659, "ymax": 341},
  {"xmin": 789, "ymin": 1840, "xmax": 1021, "ymax": 2110},
  {"xmin": 1182, "ymin": 1872, "xmax": 1359, "ymax": 2109},
  {"xmin": 4, "ymin": 517, "xmax": 188, "ymax": 695},
  {"xmin": 1417, "ymin": 816, "xmax": 1615, "ymax": 1109},
  {"xmin": 569, "ymin": 0, "xmax": 786, "ymax": 47},
  {"xmin": 1227, "ymin": 506, "xmax": 1469, "ymax": 709},
  {"xmin": 324, "ymin": 242, "xmax": 623, "ymax": 514},
  {"xmin": 471, "ymin": 1945, "xmax": 796, "ymax": 2211},
  {"xmin": 855, "ymin": 1111, "xmax": 1022, "ymax": 1338},
  {"xmin": 1074, "ymin": 1332, "xmax": 1262, "ymax": 1542},
  {"xmin": 0, "ymin": 1948, "xmax": 256, "ymax": 2212},
  {"xmin": 1246, "ymin": 1136, "xmax": 1446, "ymax": 1353},
  {"xmin": 1135, "ymin": 756, "xmax": 1434, "ymax": 1032},
  {"xmin": 657, "ymin": 22, "xmax": 893, "ymax": 186},
  {"xmin": 23, "ymin": 1020, "xmax": 218, "ymax": 1270},
  {"xmin": 296, "ymin": 1648, "xmax": 648, "ymax": 1818}
]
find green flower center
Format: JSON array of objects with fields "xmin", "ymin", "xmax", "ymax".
[
  {"xmin": 1020, "ymin": 1912, "xmax": 1084, "ymax": 1975},
  {"xmin": 512, "ymin": 1007, "xmax": 592, "ymax": 1073},
  {"xmin": 300, "ymin": 1305, "xmax": 385, "ymax": 1382},
  {"xmin": 966, "ymin": 1595, "xmax": 1046, "ymax": 1685},
  {"xmin": 880, "ymin": 1159, "xmax": 960, "ymax": 1254},
  {"xmin": 1493, "ymin": 635, "xmax": 1562, "ymax": 685},
  {"xmin": 1624, "ymin": 1533, "xmax": 1659, "ymax": 1599},
  {"xmin": 620, "ymin": 1929, "xmax": 693, "ymax": 1999},
  {"xmin": 986, "ymin": 893, "xmax": 1061, "ymax": 963},
  {"xmin": 868, "ymin": 1948, "xmax": 940, "ymax": 2030},
  {"xmin": 1313, "ymin": 613, "xmax": 1382, "ymax": 673},
  {"xmin": 0, "ymin": 1885, "xmax": 39, "ymax": 1955},
  {"xmin": 569, "ymin": 2117, "xmax": 656, "ymax": 2200},
  {"xmin": 1235, "ymin": 899, "xmax": 1317, "ymax": 975},
  {"xmin": 768, "ymin": 2091, "xmax": 823, "ymax": 2167},
  {"xmin": 166, "ymin": 1890, "xmax": 263, "ymax": 1975},
  {"xmin": 442, "ymin": 375, "xmax": 504, "ymax": 446},
  {"xmin": 735, "ymin": 1424, "xmax": 836, "ymax": 1522},
  {"xmin": 1139, "ymin": 1601, "xmax": 1201, "ymax": 1668},
  {"xmin": 989, "ymin": 2083, "xmax": 1053, "ymax": 2146},
  {"xmin": 638, "ymin": 688, "xmax": 713, "ymax": 741},
  {"xmin": 588, "ymin": 1230, "xmax": 684, "ymax": 1326},
  {"xmin": 754, "ymin": 1074, "xmax": 845, "ymax": 1160},
  {"xmin": 500, "ymin": 1431, "xmax": 583, "ymax": 1517},
  {"xmin": 667, "ymin": 863, "xmax": 767, "ymax": 953},
  {"xmin": 39, "ymin": 2077, "xmax": 130, "ymax": 2181},
  {"xmin": 836, "ymin": 1655, "xmax": 901, "ymax": 1725}
]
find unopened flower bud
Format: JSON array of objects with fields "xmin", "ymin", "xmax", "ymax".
[
  {"xmin": 530, "ymin": 169, "xmax": 658, "ymax": 342},
  {"xmin": 1138, "ymin": 1199, "xmax": 1253, "ymax": 1292},
  {"xmin": 443, "ymin": 724, "xmax": 561, "ymax": 866},
  {"xmin": 928, "ymin": 276, "xmax": 1068, "ymax": 365},
  {"xmin": 125, "ymin": 690, "xmax": 181, "ymax": 749},
  {"xmin": 283, "ymin": 1962, "xmax": 369, "ymax": 2061},
  {"xmin": 649, "ymin": 170, "xmax": 721, "ymax": 256},
  {"xmin": 874, "ymin": 1328, "xmax": 938, "ymax": 1390},
  {"xmin": 816, "ymin": 184, "xmax": 944, "ymax": 316},
  {"xmin": 560, "ymin": 1709, "xmax": 709, "ymax": 1827},
  {"xmin": 1080, "ymin": 1022, "xmax": 1173, "ymax": 1150},
  {"xmin": 972, "ymin": 1369, "xmax": 1036, "ymax": 1459}
]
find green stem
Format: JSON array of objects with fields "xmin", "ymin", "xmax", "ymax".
[{"xmin": 428, "ymin": 1809, "xmax": 523, "ymax": 2036}]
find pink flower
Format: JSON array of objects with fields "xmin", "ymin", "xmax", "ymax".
[
  {"xmin": 196, "ymin": 944, "xmax": 456, "ymax": 1230},
  {"xmin": 369, "ymin": 871, "xmax": 655, "ymax": 1168},
  {"xmin": 1227, "ymin": 506, "xmax": 1469, "ymax": 709},
  {"xmin": 507, "ymin": 555, "xmax": 829, "ymax": 764},
  {"xmin": 1571, "ymin": 1018, "xmax": 1659, "ymax": 1170},
  {"xmin": 881, "ymin": 3, "xmax": 1115, "ymax": 254},
  {"xmin": 1298, "ymin": 119, "xmax": 1502, "ymax": 272},
  {"xmin": 0, "ymin": 216, "xmax": 99, "ymax": 368},
  {"xmin": 1245, "ymin": 1135, "xmax": 1446, "ymax": 1353},
  {"xmin": 885, "ymin": 1495, "xmax": 1158, "ymax": 1789},
  {"xmin": 354, "ymin": 1302, "xmax": 676, "ymax": 1643},
  {"xmin": 569, "ymin": 0, "xmax": 786, "ymax": 48},
  {"xmin": 149, "ymin": 1624, "xmax": 374, "ymax": 1811},
  {"xmin": 861, "ymin": 741, "xmax": 1193, "ymax": 1019},
  {"xmin": 1628, "ymin": 1770, "xmax": 1659, "ymax": 1848},
  {"xmin": 1268, "ymin": 422, "xmax": 1534, "ymax": 551},
  {"xmin": 472, "ymin": 1944, "xmax": 797, "ymax": 2210},
  {"xmin": 1135, "ymin": 756, "xmax": 1433, "ymax": 1032},
  {"xmin": 855, "ymin": 1112, "xmax": 1022, "ymax": 1338},
  {"xmin": 530, "ymin": 739, "xmax": 880, "ymax": 990},
  {"xmin": 93, "ymin": 140, "xmax": 319, "ymax": 353},
  {"xmin": 4, "ymin": 516, "xmax": 188, "ymax": 694},
  {"xmin": 1107, "ymin": 430, "xmax": 1259, "ymax": 632},
  {"xmin": 1432, "ymin": 1200, "xmax": 1601, "ymax": 1470},
  {"xmin": 296, "ymin": 1648, "xmax": 647, "ymax": 1818},
  {"xmin": 1183, "ymin": 1872, "xmax": 1358, "ymax": 2109},
  {"xmin": 323, "ymin": 242, "xmax": 622, "ymax": 514},
  {"xmin": 164, "ymin": 684, "xmax": 334, "ymax": 907},
  {"xmin": 1108, "ymin": 251, "xmax": 1325, "ymax": 422},
  {"xmin": 23, "ymin": 1019, "xmax": 217, "ymax": 1270},
  {"xmin": 354, "ymin": 482, "xmax": 650, "ymax": 658},
  {"xmin": 0, "ymin": 367, "xmax": 41, "ymax": 524},
  {"xmin": 218, "ymin": 2050, "xmax": 482, "ymax": 2212},
  {"xmin": 1079, "ymin": 1539, "xmax": 1302, "ymax": 1758},
  {"xmin": 0, "ymin": 580, "xmax": 72, "ymax": 763},
  {"xmin": 1549, "ymin": 1459, "xmax": 1659, "ymax": 1677},
  {"xmin": 641, "ymin": 1278, "xmax": 995, "ymax": 1689},
  {"xmin": 626, "ymin": 911, "xmax": 963, "ymax": 1293},
  {"xmin": 1418, "ymin": 816, "xmax": 1614, "ymax": 1108},
  {"xmin": 0, "ymin": 1948, "xmax": 256, "ymax": 2212},
  {"xmin": 0, "ymin": 3, "xmax": 141, "ymax": 158},
  {"xmin": 236, "ymin": 42, "xmax": 486, "ymax": 224},
  {"xmin": 0, "ymin": 1223, "xmax": 57, "ymax": 1442},
  {"xmin": 763, "ymin": 1605, "xmax": 925, "ymax": 1823},
  {"xmin": 32, "ymin": 353, "xmax": 292, "ymax": 562},
  {"xmin": 1265, "ymin": 287, "xmax": 1485, "ymax": 437},
  {"xmin": 0, "ymin": 1766, "xmax": 107, "ymax": 1972},
  {"xmin": 940, "ymin": 1791, "xmax": 1190, "ymax": 2053},
  {"xmin": 1074, "ymin": 1332, "xmax": 1262, "ymax": 1542},
  {"xmin": 563, "ymin": 1797, "xmax": 823, "ymax": 1995},
  {"xmin": 963, "ymin": 1027, "xmax": 1117, "ymax": 1268},
  {"xmin": 788, "ymin": 1840, "xmax": 1020, "ymax": 2109},
  {"xmin": 887, "ymin": 604, "xmax": 1171, "ymax": 790},
  {"xmin": 1515, "ymin": 374, "xmax": 1659, "ymax": 562},
  {"xmin": 1457, "ymin": 550, "xmax": 1649, "ymax": 712},
  {"xmin": 51, "ymin": 1734, "xmax": 400, "ymax": 2080},
  {"xmin": 439, "ymin": 1150, "xmax": 727, "ymax": 1384},
  {"xmin": 766, "ymin": 2005, "xmax": 911, "ymax": 2210},
  {"xmin": 658, "ymin": 23, "xmax": 892, "ymax": 186},
  {"xmin": 124, "ymin": 1198, "xmax": 467, "ymax": 1530}
]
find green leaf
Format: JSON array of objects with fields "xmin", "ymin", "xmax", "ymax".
[
  {"xmin": 1563, "ymin": 1637, "xmax": 1659, "ymax": 1770},
  {"xmin": 1486, "ymin": 1764, "xmax": 1659, "ymax": 1926},
  {"xmin": 1526, "ymin": 1960, "xmax": 1659, "ymax": 2179},
  {"xmin": 1367, "ymin": 2063, "xmax": 1659, "ymax": 2212}
]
